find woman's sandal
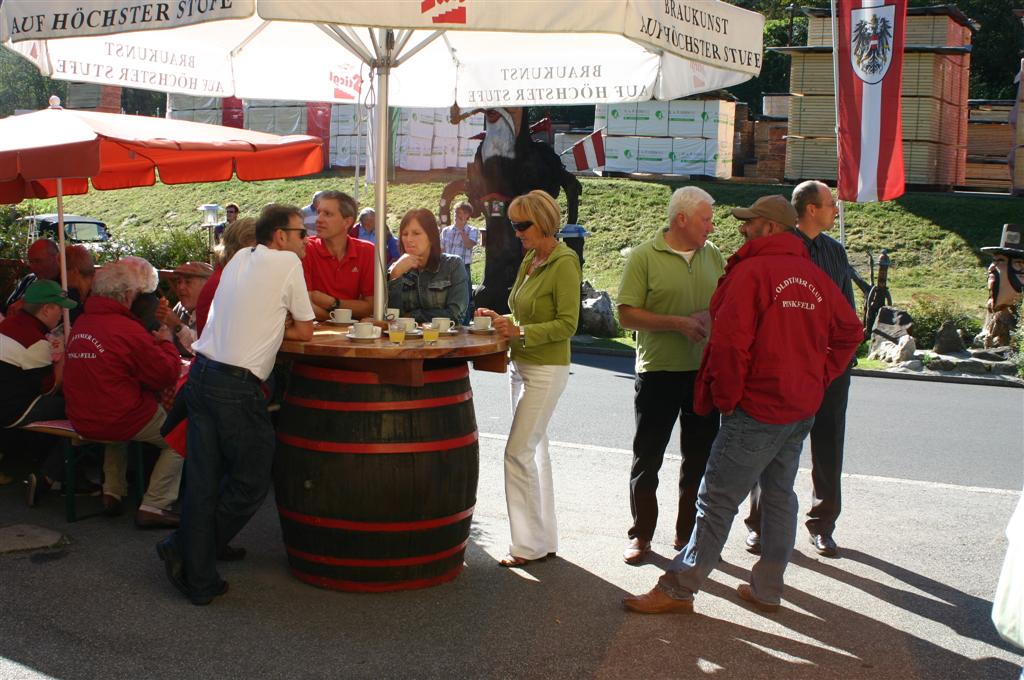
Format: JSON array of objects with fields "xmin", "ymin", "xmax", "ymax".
[{"xmin": 498, "ymin": 554, "xmax": 548, "ymax": 568}]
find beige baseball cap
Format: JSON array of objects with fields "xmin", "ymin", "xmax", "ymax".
[{"xmin": 730, "ymin": 195, "xmax": 798, "ymax": 229}]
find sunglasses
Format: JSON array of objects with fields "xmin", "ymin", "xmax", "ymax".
[
  {"xmin": 282, "ymin": 228, "xmax": 308, "ymax": 239},
  {"xmin": 511, "ymin": 220, "xmax": 534, "ymax": 232}
]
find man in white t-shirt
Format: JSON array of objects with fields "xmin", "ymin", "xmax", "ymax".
[{"xmin": 157, "ymin": 203, "xmax": 314, "ymax": 606}]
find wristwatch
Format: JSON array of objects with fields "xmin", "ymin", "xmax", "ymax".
[{"xmin": 328, "ymin": 297, "xmax": 340, "ymax": 312}]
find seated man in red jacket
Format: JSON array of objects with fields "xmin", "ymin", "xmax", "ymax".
[
  {"xmin": 623, "ymin": 195, "xmax": 863, "ymax": 616},
  {"xmin": 64, "ymin": 256, "xmax": 185, "ymax": 528}
]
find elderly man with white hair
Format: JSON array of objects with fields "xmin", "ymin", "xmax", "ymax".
[
  {"xmin": 63, "ymin": 256, "xmax": 185, "ymax": 528},
  {"xmin": 616, "ymin": 186, "xmax": 725, "ymax": 565}
]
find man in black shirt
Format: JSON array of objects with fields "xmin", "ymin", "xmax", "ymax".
[{"xmin": 745, "ymin": 180, "xmax": 856, "ymax": 558}]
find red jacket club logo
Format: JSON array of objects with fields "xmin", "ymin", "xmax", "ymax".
[{"xmin": 421, "ymin": 0, "xmax": 467, "ymax": 24}]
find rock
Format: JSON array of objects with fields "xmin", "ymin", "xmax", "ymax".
[
  {"xmin": 869, "ymin": 306, "xmax": 913, "ymax": 357},
  {"xmin": 898, "ymin": 360, "xmax": 924, "ymax": 370},
  {"xmin": 971, "ymin": 347, "xmax": 1013, "ymax": 362},
  {"xmin": 868, "ymin": 334, "xmax": 916, "ymax": 363},
  {"xmin": 579, "ymin": 281, "xmax": 618, "ymax": 338},
  {"xmin": 992, "ymin": 362, "xmax": 1022, "ymax": 376},
  {"xmin": 928, "ymin": 359, "xmax": 955, "ymax": 371},
  {"xmin": 956, "ymin": 359, "xmax": 988, "ymax": 374},
  {"xmin": 0, "ymin": 524, "xmax": 64, "ymax": 554},
  {"xmin": 932, "ymin": 320, "xmax": 965, "ymax": 354}
]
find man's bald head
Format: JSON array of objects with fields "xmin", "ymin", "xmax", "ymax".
[{"xmin": 27, "ymin": 239, "xmax": 60, "ymax": 281}]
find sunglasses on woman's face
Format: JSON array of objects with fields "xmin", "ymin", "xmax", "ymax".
[{"xmin": 511, "ymin": 221, "xmax": 534, "ymax": 232}]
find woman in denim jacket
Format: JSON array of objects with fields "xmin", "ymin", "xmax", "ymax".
[{"xmin": 387, "ymin": 209, "xmax": 469, "ymax": 323}]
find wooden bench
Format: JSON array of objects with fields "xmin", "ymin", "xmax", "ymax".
[{"xmin": 19, "ymin": 419, "xmax": 145, "ymax": 522}]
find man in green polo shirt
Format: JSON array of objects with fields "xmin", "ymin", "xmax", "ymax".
[{"xmin": 617, "ymin": 186, "xmax": 724, "ymax": 565}]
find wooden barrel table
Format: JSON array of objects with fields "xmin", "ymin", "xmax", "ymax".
[{"xmin": 275, "ymin": 325, "xmax": 507, "ymax": 592}]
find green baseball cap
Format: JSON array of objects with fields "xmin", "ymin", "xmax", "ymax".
[{"xmin": 23, "ymin": 280, "xmax": 78, "ymax": 309}]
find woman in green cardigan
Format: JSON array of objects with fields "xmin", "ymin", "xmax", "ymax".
[{"xmin": 476, "ymin": 190, "xmax": 582, "ymax": 568}]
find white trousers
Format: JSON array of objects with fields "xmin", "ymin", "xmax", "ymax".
[{"xmin": 504, "ymin": 361, "xmax": 570, "ymax": 560}]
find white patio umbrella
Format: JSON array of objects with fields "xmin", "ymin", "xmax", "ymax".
[{"xmin": 2, "ymin": 0, "xmax": 766, "ymax": 319}]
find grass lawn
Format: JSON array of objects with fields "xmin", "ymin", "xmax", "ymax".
[{"xmin": 23, "ymin": 171, "xmax": 1017, "ymax": 323}]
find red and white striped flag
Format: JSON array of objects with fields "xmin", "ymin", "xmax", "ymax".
[
  {"xmin": 836, "ymin": 0, "xmax": 907, "ymax": 202},
  {"xmin": 563, "ymin": 129, "xmax": 605, "ymax": 172}
]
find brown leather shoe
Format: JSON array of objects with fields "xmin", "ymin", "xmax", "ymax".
[
  {"xmin": 135, "ymin": 507, "xmax": 181, "ymax": 529},
  {"xmin": 736, "ymin": 584, "xmax": 780, "ymax": 613},
  {"xmin": 622, "ymin": 538, "xmax": 651, "ymax": 565},
  {"xmin": 102, "ymin": 493, "xmax": 123, "ymax": 517},
  {"xmin": 623, "ymin": 586, "xmax": 694, "ymax": 615}
]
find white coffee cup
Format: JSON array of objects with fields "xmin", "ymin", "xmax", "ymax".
[
  {"xmin": 472, "ymin": 316, "xmax": 492, "ymax": 330},
  {"xmin": 386, "ymin": 307, "xmax": 400, "ymax": 321},
  {"xmin": 352, "ymin": 322, "xmax": 380, "ymax": 339},
  {"xmin": 398, "ymin": 317, "xmax": 417, "ymax": 331},
  {"xmin": 431, "ymin": 317, "xmax": 455, "ymax": 332},
  {"xmin": 330, "ymin": 308, "xmax": 352, "ymax": 323}
]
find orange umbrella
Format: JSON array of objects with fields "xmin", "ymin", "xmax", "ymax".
[
  {"xmin": 0, "ymin": 97, "xmax": 324, "ymax": 330},
  {"xmin": 0, "ymin": 98, "xmax": 324, "ymax": 203}
]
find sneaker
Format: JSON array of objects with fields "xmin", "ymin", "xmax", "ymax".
[{"xmin": 745, "ymin": 531, "xmax": 762, "ymax": 555}]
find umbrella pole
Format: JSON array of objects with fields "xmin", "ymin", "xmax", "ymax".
[
  {"xmin": 372, "ymin": 29, "xmax": 393, "ymax": 321},
  {"xmin": 56, "ymin": 178, "xmax": 71, "ymax": 339}
]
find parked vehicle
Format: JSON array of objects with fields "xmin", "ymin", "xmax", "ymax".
[{"xmin": 22, "ymin": 214, "xmax": 110, "ymax": 249}]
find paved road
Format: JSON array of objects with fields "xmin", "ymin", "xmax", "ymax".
[
  {"xmin": 1, "ymin": 353, "xmax": 1021, "ymax": 679},
  {"xmin": 471, "ymin": 353, "xmax": 1024, "ymax": 490}
]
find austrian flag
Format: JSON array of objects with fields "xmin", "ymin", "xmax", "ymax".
[
  {"xmin": 563, "ymin": 129, "xmax": 605, "ymax": 172},
  {"xmin": 836, "ymin": 0, "xmax": 908, "ymax": 202}
]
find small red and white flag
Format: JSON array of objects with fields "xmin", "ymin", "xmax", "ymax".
[
  {"xmin": 836, "ymin": 0, "xmax": 908, "ymax": 202},
  {"xmin": 562, "ymin": 128, "xmax": 606, "ymax": 172}
]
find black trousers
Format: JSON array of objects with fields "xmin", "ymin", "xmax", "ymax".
[
  {"xmin": 628, "ymin": 371, "xmax": 720, "ymax": 544},
  {"xmin": 746, "ymin": 369, "xmax": 851, "ymax": 537}
]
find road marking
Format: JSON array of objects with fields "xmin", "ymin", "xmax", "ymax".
[{"xmin": 478, "ymin": 433, "xmax": 1021, "ymax": 497}]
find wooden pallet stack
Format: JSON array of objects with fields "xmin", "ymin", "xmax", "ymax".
[
  {"xmin": 780, "ymin": 6, "xmax": 973, "ymax": 188},
  {"xmin": 1014, "ymin": 59, "xmax": 1024, "ymax": 196},
  {"xmin": 752, "ymin": 119, "xmax": 788, "ymax": 180},
  {"xmin": 965, "ymin": 100, "xmax": 1014, "ymax": 191}
]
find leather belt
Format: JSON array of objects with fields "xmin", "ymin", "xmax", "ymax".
[{"xmin": 195, "ymin": 354, "xmax": 261, "ymax": 384}]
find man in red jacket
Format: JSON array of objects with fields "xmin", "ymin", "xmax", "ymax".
[
  {"xmin": 623, "ymin": 195, "xmax": 863, "ymax": 615},
  {"xmin": 64, "ymin": 257, "xmax": 184, "ymax": 528}
]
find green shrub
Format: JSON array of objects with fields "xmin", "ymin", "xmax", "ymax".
[
  {"xmin": 98, "ymin": 225, "xmax": 209, "ymax": 269},
  {"xmin": 906, "ymin": 294, "xmax": 982, "ymax": 349}
]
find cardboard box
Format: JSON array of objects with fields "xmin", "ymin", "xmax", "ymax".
[
  {"xmin": 593, "ymin": 104, "xmax": 608, "ymax": 132},
  {"xmin": 605, "ymin": 136, "xmax": 639, "ymax": 172},
  {"xmin": 635, "ymin": 101, "xmax": 670, "ymax": 137},
  {"xmin": 637, "ymin": 137, "xmax": 673, "ymax": 174},
  {"xmin": 457, "ymin": 138, "xmax": 480, "ymax": 168},
  {"xmin": 458, "ymin": 112, "xmax": 485, "ymax": 138},
  {"xmin": 402, "ymin": 135, "xmax": 433, "ymax": 171},
  {"xmin": 606, "ymin": 103, "xmax": 638, "ymax": 136},
  {"xmin": 671, "ymin": 137, "xmax": 706, "ymax": 175},
  {"xmin": 669, "ymin": 100, "xmax": 704, "ymax": 137}
]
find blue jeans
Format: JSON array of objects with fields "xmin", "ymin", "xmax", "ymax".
[
  {"xmin": 173, "ymin": 356, "xmax": 274, "ymax": 599},
  {"xmin": 659, "ymin": 408, "xmax": 814, "ymax": 605}
]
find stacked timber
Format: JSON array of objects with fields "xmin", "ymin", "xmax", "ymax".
[
  {"xmin": 779, "ymin": 5, "xmax": 974, "ymax": 188},
  {"xmin": 752, "ymin": 119, "xmax": 788, "ymax": 180},
  {"xmin": 1014, "ymin": 59, "xmax": 1024, "ymax": 196},
  {"xmin": 965, "ymin": 100, "xmax": 1014, "ymax": 191},
  {"xmin": 733, "ymin": 103, "xmax": 755, "ymax": 177}
]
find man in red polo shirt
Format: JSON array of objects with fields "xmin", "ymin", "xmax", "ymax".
[{"xmin": 302, "ymin": 190, "xmax": 374, "ymax": 320}]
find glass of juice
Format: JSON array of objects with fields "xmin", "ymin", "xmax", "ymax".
[
  {"xmin": 422, "ymin": 323, "xmax": 440, "ymax": 345},
  {"xmin": 388, "ymin": 322, "xmax": 406, "ymax": 345}
]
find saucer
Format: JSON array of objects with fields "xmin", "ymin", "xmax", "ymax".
[
  {"xmin": 325, "ymin": 319, "xmax": 354, "ymax": 326},
  {"xmin": 388, "ymin": 328, "xmax": 423, "ymax": 337},
  {"xmin": 441, "ymin": 328, "xmax": 460, "ymax": 336},
  {"xmin": 345, "ymin": 332, "xmax": 380, "ymax": 342},
  {"xmin": 467, "ymin": 326, "xmax": 496, "ymax": 335}
]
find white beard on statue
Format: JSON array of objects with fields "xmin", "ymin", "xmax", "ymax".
[{"xmin": 480, "ymin": 108, "xmax": 517, "ymax": 162}]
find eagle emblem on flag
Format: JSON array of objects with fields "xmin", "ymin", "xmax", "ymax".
[{"xmin": 850, "ymin": 5, "xmax": 896, "ymax": 84}]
